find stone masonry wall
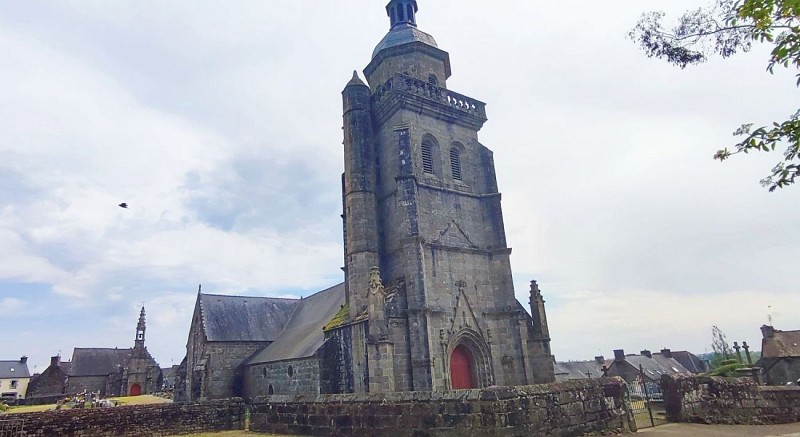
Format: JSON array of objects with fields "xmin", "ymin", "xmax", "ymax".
[
  {"xmin": 662, "ymin": 374, "xmax": 800, "ymax": 425},
  {"xmin": 15, "ymin": 398, "xmax": 245, "ymax": 437},
  {"xmin": 249, "ymin": 378, "xmax": 632, "ymax": 437},
  {"xmin": 243, "ymin": 357, "xmax": 321, "ymax": 397}
]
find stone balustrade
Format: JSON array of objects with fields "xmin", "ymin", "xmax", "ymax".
[{"xmin": 372, "ymin": 74, "xmax": 487, "ymax": 120}]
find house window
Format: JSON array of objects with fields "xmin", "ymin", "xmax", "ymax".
[
  {"xmin": 422, "ymin": 141, "xmax": 434, "ymax": 174},
  {"xmin": 450, "ymin": 148, "xmax": 462, "ymax": 180},
  {"xmin": 10, "ymin": 380, "xmax": 18, "ymax": 389}
]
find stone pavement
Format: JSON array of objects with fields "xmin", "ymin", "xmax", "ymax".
[{"xmin": 638, "ymin": 422, "xmax": 800, "ymax": 436}]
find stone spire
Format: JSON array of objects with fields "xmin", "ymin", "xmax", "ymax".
[
  {"xmin": 135, "ymin": 306, "xmax": 146, "ymax": 349},
  {"xmin": 386, "ymin": 0, "xmax": 418, "ymax": 29}
]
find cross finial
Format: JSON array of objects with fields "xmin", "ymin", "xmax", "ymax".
[{"xmin": 386, "ymin": 0, "xmax": 418, "ymax": 29}]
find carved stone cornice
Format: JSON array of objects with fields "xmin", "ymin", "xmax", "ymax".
[{"xmin": 371, "ymin": 73, "xmax": 487, "ymax": 130}]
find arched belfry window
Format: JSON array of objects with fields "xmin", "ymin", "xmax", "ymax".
[
  {"xmin": 450, "ymin": 147, "xmax": 462, "ymax": 180},
  {"xmin": 422, "ymin": 140, "xmax": 434, "ymax": 174}
]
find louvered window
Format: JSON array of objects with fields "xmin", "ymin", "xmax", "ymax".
[
  {"xmin": 422, "ymin": 141, "xmax": 434, "ymax": 174},
  {"xmin": 450, "ymin": 148, "xmax": 462, "ymax": 180}
]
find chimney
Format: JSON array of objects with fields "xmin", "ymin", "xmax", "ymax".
[
  {"xmin": 614, "ymin": 349, "xmax": 626, "ymax": 361},
  {"xmin": 761, "ymin": 325, "xmax": 775, "ymax": 338},
  {"xmin": 660, "ymin": 348, "xmax": 672, "ymax": 359},
  {"xmin": 20, "ymin": 356, "xmax": 28, "ymax": 364},
  {"xmin": 640, "ymin": 350, "xmax": 652, "ymax": 358},
  {"xmin": 594, "ymin": 356, "xmax": 605, "ymax": 366},
  {"xmin": 50, "ymin": 356, "xmax": 61, "ymax": 367}
]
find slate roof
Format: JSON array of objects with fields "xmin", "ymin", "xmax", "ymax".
[
  {"xmin": 69, "ymin": 348, "xmax": 131, "ymax": 377},
  {"xmin": 0, "ymin": 360, "xmax": 30, "ymax": 379},
  {"xmin": 199, "ymin": 293, "xmax": 299, "ymax": 342},
  {"xmin": 373, "ymin": 23, "xmax": 439, "ymax": 58},
  {"xmin": 246, "ymin": 283, "xmax": 346, "ymax": 365},
  {"xmin": 613, "ymin": 354, "xmax": 691, "ymax": 381},
  {"xmin": 670, "ymin": 351, "xmax": 709, "ymax": 373},
  {"xmin": 762, "ymin": 329, "xmax": 800, "ymax": 358},
  {"xmin": 554, "ymin": 360, "xmax": 607, "ymax": 382}
]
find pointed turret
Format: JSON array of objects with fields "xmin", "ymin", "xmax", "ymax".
[
  {"xmin": 346, "ymin": 71, "xmax": 367, "ymax": 89},
  {"xmin": 135, "ymin": 306, "xmax": 146, "ymax": 349},
  {"xmin": 342, "ymin": 70, "xmax": 379, "ymax": 322}
]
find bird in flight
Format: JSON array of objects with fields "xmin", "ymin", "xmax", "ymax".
[{"xmin": 119, "ymin": 203, "xmax": 128, "ymax": 209}]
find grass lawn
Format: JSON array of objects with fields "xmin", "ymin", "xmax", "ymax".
[
  {"xmin": 3, "ymin": 395, "xmax": 171, "ymax": 414},
  {"xmin": 187, "ymin": 432, "xmax": 298, "ymax": 437}
]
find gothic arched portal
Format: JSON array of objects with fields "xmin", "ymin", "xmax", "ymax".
[
  {"xmin": 450, "ymin": 345, "xmax": 475, "ymax": 389},
  {"xmin": 446, "ymin": 329, "xmax": 493, "ymax": 389}
]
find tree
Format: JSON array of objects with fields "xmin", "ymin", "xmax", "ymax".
[
  {"xmin": 630, "ymin": 0, "xmax": 800, "ymax": 191},
  {"xmin": 709, "ymin": 325, "xmax": 735, "ymax": 368}
]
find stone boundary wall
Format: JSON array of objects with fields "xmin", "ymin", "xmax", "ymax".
[
  {"xmin": 249, "ymin": 378, "xmax": 633, "ymax": 436},
  {"xmin": 12, "ymin": 398, "xmax": 245, "ymax": 436},
  {"xmin": 662, "ymin": 374, "xmax": 800, "ymax": 425}
]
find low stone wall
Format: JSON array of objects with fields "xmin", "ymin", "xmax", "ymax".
[
  {"xmin": 13, "ymin": 398, "xmax": 245, "ymax": 436},
  {"xmin": 662, "ymin": 374, "xmax": 800, "ymax": 425},
  {"xmin": 249, "ymin": 378, "xmax": 633, "ymax": 436}
]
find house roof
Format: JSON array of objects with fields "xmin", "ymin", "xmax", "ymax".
[
  {"xmin": 554, "ymin": 360, "xmax": 607, "ymax": 382},
  {"xmin": 0, "ymin": 360, "xmax": 30, "ymax": 379},
  {"xmin": 670, "ymin": 351, "xmax": 708, "ymax": 373},
  {"xmin": 612, "ymin": 353, "xmax": 691, "ymax": 381},
  {"xmin": 69, "ymin": 348, "xmax": 131, "ymax": 377},
  {"xmin": 246, "ymin": 283, "xmax": 346, "ymax": 365},
  {"xmin": 762, "ymin": 329, "xmax": 800, "ymax": 358},
  {"xmin": 199, "ymin": 293, "xmax": 299, "ymax": 342}
]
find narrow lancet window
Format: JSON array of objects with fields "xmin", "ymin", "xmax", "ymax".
[
  {"xmin": 450, "ymin": 148, "xmax": 462, "ymax": 180},
  {"xmin": 422, "ymin": 141, "xmax": 434, "ymax": 174}
]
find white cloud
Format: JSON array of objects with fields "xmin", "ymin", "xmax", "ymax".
[{"xmin": 0, "ymin": 0, "xmax": 798, "ymax": 370}]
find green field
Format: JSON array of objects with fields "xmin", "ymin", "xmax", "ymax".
[{"xmin": 2, "ymin": 395, "xmax": 171, "ymax": 414}]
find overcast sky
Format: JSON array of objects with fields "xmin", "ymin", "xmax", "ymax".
[{"xmin": 1, "ymin": 0, "xmax": 798, "ymax": 373}]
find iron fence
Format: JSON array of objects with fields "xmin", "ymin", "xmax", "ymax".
[
  {"xmin": 627, "ymin": 365, "xmax": 668, "ymax": 429},
  {"xmin": 0, "ymin": 418, "xmax": 25, "ymax": 437}
]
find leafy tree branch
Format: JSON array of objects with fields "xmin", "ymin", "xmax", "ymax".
[{"xmin": 630, "ymin": 0, "xmax": 800, "ymax": 191}]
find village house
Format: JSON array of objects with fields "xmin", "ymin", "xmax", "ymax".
[
  {"xmin": 0, "ymin": 356, "xmax": 30, "ymax": 404},
  {"xmin": 757, "ymin": 325, "xmax": 800, "ymax": 386},
  {"xmin": 606, "ymin": 349, "xmax": 692, "ymax": 383},
  {"xmin": 25, "ymin": 355, "xmax": 71, "ymax": 404}
]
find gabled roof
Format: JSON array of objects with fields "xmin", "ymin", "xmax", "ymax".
[
  {"xmin": 762, "ymin": 328, "xmax": 800, "ymax": 358},
  {"xmin": 670, "ymin": 351, "xmax": 708, "ymax": 373},
  {"xmin": 69, "ymin": 348, "xmax": 131, "ymax": 377},
  {"xmin": 612, "ymin": 354, "xmax": 691, "ymax": 381},
  {"xmin": 555, "ymin": 360, "xmax": 607, "ymax": 382},
  {"xmin": 0, "ymin": 360, "xmax": 30, "ymax": 379},
  {"xmin": 246, "ymin": 283, "xmax": 346, "ymax": 365},
  {"xmin": 199, "ymin": 293, "xmax": 299, "ymax": 342}
]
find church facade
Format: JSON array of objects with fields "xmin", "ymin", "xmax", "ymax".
[
  {"xmin": 66, "ymin": 308, "xmax": 162, "ymax": 397},
  {"xmin": 176, "ymin": 0, "xmax": 554, "ymax": 400},
  {"xmin": 328, "ymin": 0, "xmax": 554, "ymax": 392}
]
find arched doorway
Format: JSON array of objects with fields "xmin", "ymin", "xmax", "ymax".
[
  {"xmin": 450, "ymin": 345, "xmax": 476, "ymax": 389},
  {"xmin": 129, "ymin": 384, "xmax": 142, "ymax": 396}
]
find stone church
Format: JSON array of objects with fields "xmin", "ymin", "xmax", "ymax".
[
  {"xmin": 66, "ymin": 308, "xmax": 162, "ymax": 397},
  {"xmin": 176, "ymin": 0, "xmax": 554, "ymax": 401}
]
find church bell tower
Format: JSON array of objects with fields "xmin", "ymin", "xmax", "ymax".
[{"xmin": 339, "ymin": 0, "xmax": 555, "ymax": 393}]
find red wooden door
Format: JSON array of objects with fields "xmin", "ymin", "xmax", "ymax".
[
  {"xmin": 450, "ymin": 346, "xmax": 475, "ymax": 389},
  {"xmin": 129, "ymin": 384, "xmax": 142, "ymax": 396}
]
